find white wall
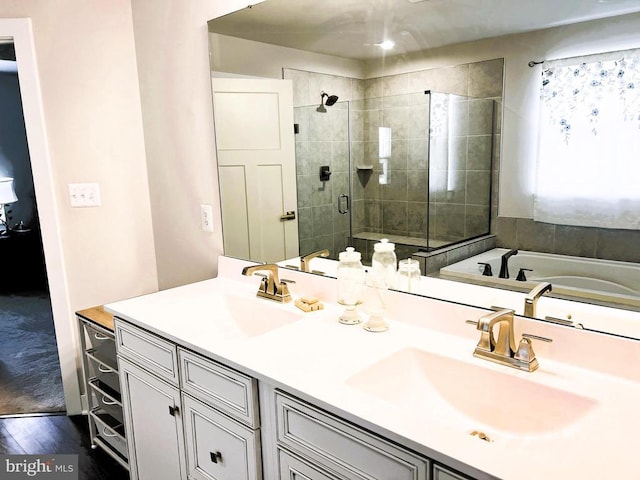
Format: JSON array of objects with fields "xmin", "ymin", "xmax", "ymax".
[
  {"xmin": 364, "ymin": 13, "xmax": 640, "ymax": 218},
  {"xmin": 130, "ymin": 0, "xmax": 265, "ymax": 290},
  {"xmin": 0, "ymin": 1, "xmax": 158, "ymax": 414}
]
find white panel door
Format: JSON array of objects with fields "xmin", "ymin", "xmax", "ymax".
[{"xmin": 212, "ymin": 78, "xmax": 298, "ymax": 263}]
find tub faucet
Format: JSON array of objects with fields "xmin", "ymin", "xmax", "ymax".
[
  {"xmin": 300, "ymin": 249, "xmax": 330, "ymax": 273},
  {"xmin": 499, "ymin": 249, "xmax": 518, "ymax": 279},
  {"xmin": 241, "ymin": 264, "xmax": 292, "ymax": 303},
  {"xmin": 524, "ymin": 282, "xmax": 552, "ymax": 317}
]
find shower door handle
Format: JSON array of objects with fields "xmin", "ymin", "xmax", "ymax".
[{"xmin": 338, "ymin": 194, "xmax": 350, "ymax": 214}]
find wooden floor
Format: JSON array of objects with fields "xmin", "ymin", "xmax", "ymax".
[{"xmin": 0, "ymin": 414, "xmax": 129, "ymax": 479}]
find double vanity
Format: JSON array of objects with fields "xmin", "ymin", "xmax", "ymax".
[{"xmin": 105, "ymin": 255, "xmax": 640, "ymax": 480}]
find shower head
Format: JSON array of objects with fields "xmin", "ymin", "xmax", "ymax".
[
  {"xmin": 322, "ymin": 92, "xmax": 338, "ymax": 107},
  {"xmin": 322, "ymin": 91, "xmax": 339, "ymax": 106},
  {"xmin": 317, "ymin": 91, "xmax": 339, "ymax": 112}
]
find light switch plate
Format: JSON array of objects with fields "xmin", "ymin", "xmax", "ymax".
[{"xmin": 68, "ymin": 183, "xmax": 101, "ymax": 207}]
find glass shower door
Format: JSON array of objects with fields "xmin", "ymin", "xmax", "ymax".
[
  {"xmin": 427, "ymin": 92, "xmax": 494, "ymax": 250},
  {"xmin": 293, "ymin": 100, "xmax": 353, "ymax": 260}
]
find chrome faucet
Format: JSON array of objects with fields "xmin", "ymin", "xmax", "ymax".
[
  {"xmin": 524, "ymin": 282, "xmax": 552, "ymax": 317},
  {"xmin": 466, "ymin": 308, "xmax": 549, "ymax": 372},
  {"xmin": 241, "ymin": 264, "xmax": 292, "ymax": 303},
  {"xmin": 300, "ymin": 249, "xmax": 330, "ymax": 273},
  {"xmin": 498, "ymin": 249, "xmax": 518, "ymax": 278}
]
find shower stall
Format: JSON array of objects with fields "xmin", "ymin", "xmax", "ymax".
[{"xmin": 294, "ymin": 90, "xmax": 495, "ymax": 264}]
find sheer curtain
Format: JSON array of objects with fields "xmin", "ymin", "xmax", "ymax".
[{"xmin": 534, "ymin": 48, "xmax": 640, "ymax": 229}]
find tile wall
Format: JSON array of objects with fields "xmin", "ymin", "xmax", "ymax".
[
  {"xmin": 285, "ymin": 58, "xmax": 504, "ymax": 262},
  {"xmin": 495, "ymin": 217, "xmax": 640, "ymax": 263}
]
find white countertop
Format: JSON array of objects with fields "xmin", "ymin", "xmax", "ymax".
[{"xmin": 106, "ymin": 256, "xmax": 640, "ymax": 480}]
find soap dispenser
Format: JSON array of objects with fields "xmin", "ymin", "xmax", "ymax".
[
  {"xmin": 337, "ymin": 247, "xmax": 365, "ymax": 325},
  {"xmin": 371, "ymin": 238, "xmax": 397, "ymax": 289}
]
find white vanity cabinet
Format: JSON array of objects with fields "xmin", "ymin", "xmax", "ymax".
[
  {"xmin": 115, "ymin": 319, "xmax": 263, "ymax": 480},
  {"xmin": 274, "ymin": 391, "xmax": 430, "ymax": 480},
  {"xmin": 116, "ymin": 321, "xmax": 187, "ymax": 480},
  {"xmin": 179, "ymin": 348, "xmax": 262, "ymax": 480},
  {"xmin": 113, "ymin": 318, "xmax": 480, "ymax": 480}
]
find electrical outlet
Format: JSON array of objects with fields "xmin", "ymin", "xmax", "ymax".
[
  {"xmin": 69, "ymin": 183, "xmax": 101, "ymax": 207},
  {"xmin": 200, "ymin": 204, "xmax": 214, "ymax": 232}
]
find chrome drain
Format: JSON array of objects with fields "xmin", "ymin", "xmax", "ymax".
[{"xmin": 470, "ymin": 430, "xmax": 492, "ymax": 442}]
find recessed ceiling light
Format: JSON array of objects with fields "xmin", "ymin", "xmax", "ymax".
[{"xmin": 376, "ymin": 40, "xmax": 395, "ymax": 50}]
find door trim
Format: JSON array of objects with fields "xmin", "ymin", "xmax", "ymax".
[{"xmin": 6, "ymin": 18, "xmax": 79, "ymax": 413}]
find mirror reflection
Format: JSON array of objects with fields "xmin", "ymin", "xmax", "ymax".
[{"xmin": 208, "ymin": 1, "xmax": 640, "ymax": 337}]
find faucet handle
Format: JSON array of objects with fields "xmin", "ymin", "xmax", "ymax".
[
  {"xmin": 514, "ymin": 337, "xmax": 536, "ymax": 364},
  {"xmin": 522, "ymin": 333, "xmax": 553, "ymax": 343},
  {"xmin": 514, "ymin": 333, "xmax": 552, "ymax": 369}
]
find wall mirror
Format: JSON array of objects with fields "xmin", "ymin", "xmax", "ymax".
[{"xmin": 208, "ymin": 0, "xmax": 640, "ymax": 338}]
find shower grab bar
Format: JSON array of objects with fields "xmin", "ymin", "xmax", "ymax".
[{"xmin": 338, "ymin": 194, "xmax": 349, "ymax": 214}]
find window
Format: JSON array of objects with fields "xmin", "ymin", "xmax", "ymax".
[{"xmin": 534, "ymin": 48, "xmax": 640, "ymax": 229}]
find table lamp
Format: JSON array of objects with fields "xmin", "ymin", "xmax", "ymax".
[{"xmin": 0, "ymin": 177, "xmax": 18, "ymax": 235}]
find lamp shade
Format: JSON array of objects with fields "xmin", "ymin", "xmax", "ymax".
[{"xmin": 0, "ymin": 177, "xmax": 18, "ymax": 204}]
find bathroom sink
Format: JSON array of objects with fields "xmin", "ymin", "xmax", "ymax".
[
  {"xmin": 217, "ymin": 293, "xmax": 302, "ymax": 337},
  {"xmin": 347, "ymin": 347, "xmax": 597, "ymax": 435}
]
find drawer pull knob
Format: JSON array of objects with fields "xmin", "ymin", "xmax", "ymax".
[
  {"xmin": 168, "ymin": 405, "xmax": 179, "ymax": 416},
  {"xmin": 210, "ymin": 451, "xmax": 222, "ymax": 464}
]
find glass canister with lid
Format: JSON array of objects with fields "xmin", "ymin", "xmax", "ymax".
[
  {"xmin": 336, "ymin": 247, "xmax": 366, "ymax": 324},
  {"xmin": 397, "ymin": 258, "xmax": 421, "ymax": 293},
  {"xmin": 371, "ymin": 238, "xmax": 397, "ymax": 289}
]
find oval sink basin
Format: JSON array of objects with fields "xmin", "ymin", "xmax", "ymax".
[
  {"xmin": 218, "ymin": 293, "xmax": 302, "ymax": 337},
  {"xmin": 347, "ymin": 347, "xmax": 597, "ymax": 436}
]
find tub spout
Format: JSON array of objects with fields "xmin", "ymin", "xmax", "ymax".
[
  {"xmin": 499, "ymin": 249, "xmax": 518, "ymax": 279},
  {"xmin": 524, "ymin": 282, "xmax": 552, "ymax": 317}
]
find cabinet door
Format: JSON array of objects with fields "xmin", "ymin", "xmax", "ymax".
[
  {"xmin": 119, "ymin": 357, "xmax": 187, "ymax": 480},
  {"xmin": 182, "ymin": 394, "xmax": 261, "ymax": 480}
]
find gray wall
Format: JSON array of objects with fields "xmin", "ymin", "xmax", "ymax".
[{"xmin": 0, "ymin": 72, "xmax": 36, "ymax": 228}]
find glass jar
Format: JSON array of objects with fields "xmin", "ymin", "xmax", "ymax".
[
  {"xmin": 337, "ymin": 247, "xmax": 365, "ymax": 324},
  {"xmin": 371, "ymin": 238, "xmax": 397, "ymax": 289},
  {"xmin": 397, "ymin": 258, "xmax": 421, "ymax": 293}
]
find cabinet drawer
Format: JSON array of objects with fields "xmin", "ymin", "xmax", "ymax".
[
  {"xmin": 179, "ymin": 348, "xmax": 259, "ymax": 428},
  {"xmin": 84, "ymin": 321, "xmax": 115, "ymax": 345},
  {"xmin": 278, "ymin": 449, "xmax": 342, "ymax": 480},
  {"xmin": 89, "ymin": 378, "xmax": 123, "ymax": 424},
  {"xmin": 87, "ymin": 351, "xmax": 121, "ymax": 393},
  {"xmin": 90, "ymin": 407, "xmax": 128, "ymax": 461},
  {"xmin": 115, "ymin": 320, "xmax": 178, "ymax": 385},
  {"xmin": 276, "ymin": 392, "xmax": 429, "ymax": 480},
  {"xmin": 182, "ymin": 394, "xmax": 261, "ymax": 480},
  {"xmin": 433, "ymin": 464, "xmax": 473, "ymax": 480}
]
